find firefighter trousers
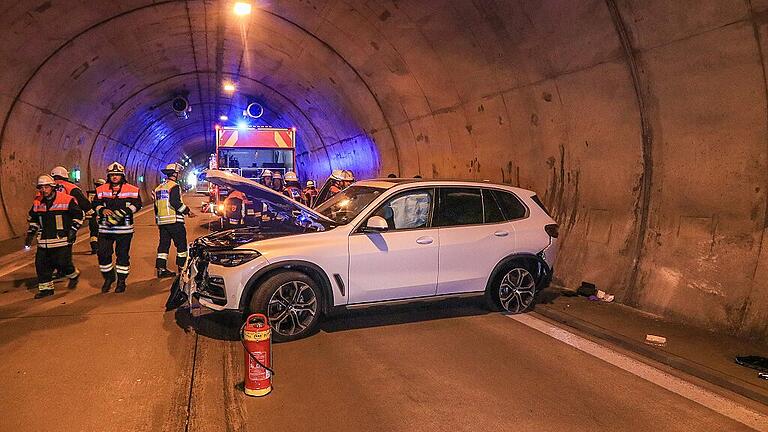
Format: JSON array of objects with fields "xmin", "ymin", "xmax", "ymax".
[
  {"xmin": 36, "ymin": 245, "xmax": 78, "ymax": 291},
  {"xmin": 98, "ymin": 233, "xmax": 133, "ymax": 280},
  {"xmin": 88, "ymin": 216, "xmax": 99, "ymax": 249},
  {"xmin": 156, "ymin": 222, "xmax": 188, "ymax": 270}
]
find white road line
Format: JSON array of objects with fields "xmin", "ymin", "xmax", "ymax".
[
  {"xmin": 507, "ymin": 313, "xmax": 768, "ymax": 431},
  {"xmin": 0, "ymin": 206, "xmax": 155, "ymax": 279}
]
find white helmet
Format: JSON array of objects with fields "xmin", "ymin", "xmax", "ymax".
[
  {"xmin": 107, "ymin": 162, "xmax": 125, "ymax": 175},
  {"xmin": 37, "ymin": 174, "xmax": 56, "ymax": 187},
  {"xmin": 284, "ymin": 171, "xmax": 298, "ymax": 182},
  {"xmin": 273, "ymin": 171, "xmax": 282, "ymax": 180},
  {"xmin": 95, "ymin": 178, "xmax": 106, "ymax": 186},
  {"xmin": 262, "ymin": 169, "xmax": 273, "ymax": 178},
  {"xmin": 50, "ymin": 166, "xmax": 68, "ymax": 179},
  {"xmin": 306, "ymin": 180, "xmax": 315, "ymax": 188},
  {"xmin": 162, "ymin": 163, "xmax": 182, "ymax": 175},
  {"xmin": 331, "ymin": 169, "xmax": 354, "ymax": 182}
]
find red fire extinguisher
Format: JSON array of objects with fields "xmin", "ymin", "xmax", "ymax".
[{"xmin": 240, "ymin": 313, "xmax": 274, "ymax": 397}]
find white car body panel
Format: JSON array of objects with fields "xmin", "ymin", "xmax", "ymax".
[
  {"xmin": 348, "ymin": 229, "xmax": 439, "ymax": 303},
  {"xmin": 436, "ymin": 221, "xmax": 516, "ymax": 295}
]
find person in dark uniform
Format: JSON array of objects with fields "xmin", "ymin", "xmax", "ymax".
[
  {"xmin": 25, "ymin": 175, "xmax": 83, "ymax": 299},
  {"xmin": 282, "ymin": 171, "xmax": 304, "ymax": 204},
  {"xmin": 223, "ymin": 189, "xmax": 248, "ymax": 230},
  {"xmin": 153, "ymin": 163, "xmax": 196, "ymax": 278},
  {"xmin": 92, "ymin": 162, "xmax": 142, "ymax": 293},
  {"xmin": 303, "ymin": 180, "xmax": 319, "ymax": 208},
  {"xmin": 85, "ymin": 178, "xmax": 106, "ymax": 254}
]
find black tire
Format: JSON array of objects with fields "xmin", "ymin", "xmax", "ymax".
[
  {"xmin": 485, "ymin": 262, "xmax": 537, "ymax": 314},
  {"xmin": 248, "ymin": 271, "xmax": 323, "ymax": 342}
]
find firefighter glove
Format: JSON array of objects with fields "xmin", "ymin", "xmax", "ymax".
[{"xmin": 67, "ymin": 229, "xmax": 77, "ymax": 245}]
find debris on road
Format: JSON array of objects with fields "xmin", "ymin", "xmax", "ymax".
[
  {"xmin": 759, "ymin": 372, "xmax": 768, "ymax": 380},
  {"xmin": 645, "ymin": 334, "xmax": 667, "ymax": 347},
  {"xmin": 577, "ymin": 281, "xmax": 596, "ymax": 297}
]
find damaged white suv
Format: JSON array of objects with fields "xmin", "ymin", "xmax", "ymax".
[{"xmin": 182, "ymin": 170, "xmax": 559, "ymax": 341}]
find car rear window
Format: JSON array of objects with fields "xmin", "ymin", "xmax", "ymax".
[
  {"xmin": 482, "ymin": 189, "xmax": 505, "ymax": 223},
  {"xmin": 492, "ymin": 190, "xmax": 527, "ymax": 220},
  {"xmin": 435, "ymin": 188, "xmax": 483, "ymax": 227}
]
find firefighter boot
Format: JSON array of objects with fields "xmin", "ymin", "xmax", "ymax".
[
  {"xmin": 34, "ymin": 289, "xmax": 54, "ymax": 299},
  {"xmin": 157, "ymin": 268, "xmax": 176, "ymax": 278},
  {"xmin": 115, "ymin": 274, "xmax": 127, "ymax": 293},
  {"xmin": 101, "ymin": 270, "xmax": 116, "ymax": 293},
  {"xmin": 66, "ymin": 269, "xmax": 80, "ymax": 289}
]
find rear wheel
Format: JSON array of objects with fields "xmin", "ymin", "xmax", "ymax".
[
  {"xmin": 249, "ymin": 271, "xmax": 323, "ymax": 342},
  {"xmin": 485, "ymin": 263, "xmax": 536, "ymax": 314}
]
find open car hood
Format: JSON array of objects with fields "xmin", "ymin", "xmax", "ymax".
[{"xmin": 205, "ymin": 169, "xmax": 334, "ymax": 226}]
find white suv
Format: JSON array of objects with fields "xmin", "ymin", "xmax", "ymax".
[{"xmin": 182, "ymin": 170, "xmax": 559, "ymax": 341}]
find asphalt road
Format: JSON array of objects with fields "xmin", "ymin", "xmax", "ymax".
[{"xmin": 0, "ymin": 195, "xmax": 764, "ymax": 431}]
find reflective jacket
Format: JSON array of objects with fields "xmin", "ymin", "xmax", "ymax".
[
  {"xmin": 27, "ymin": 191, "xmax": 83, "ymax": 248},
  {"xmin": 92, "ymin": 182, "xmax": 142, "ymax": 234},
  {"xmin": 55, "ymin": 179, "xmax": 92, "ymax": 213},
  {"xmin": 224, "ymin": 190, "xmax": 246, "ymax": 224},
  {"xmin": 283, "ymin": 186, "xmax": 304, "ymax": 203},
  {"xmin": 303, "ymin": 188, "xmax": 318, "ymax": 208},
  {"xmin": 153, "ymin": 180, "xmax": 189, "ymax": 225}
]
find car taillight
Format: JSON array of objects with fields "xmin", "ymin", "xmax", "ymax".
[{"xmin": 545, "ymin": 224, "xmax": 559, "ymax": 238}]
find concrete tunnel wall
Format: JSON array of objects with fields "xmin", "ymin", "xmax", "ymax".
[{"xmin": 0, "ymin": 0, "xmax": 766, "ymax": 339}]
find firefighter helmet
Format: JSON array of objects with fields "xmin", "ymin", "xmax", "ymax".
[
  {"xmin": 262, "ymin": 169, "xmax": 273, "ymax": 178},
  {"xmin": 37, "ymin": 175, "xmax": 56, "ymax": 187},
  {"xmin": 306, "ymin": 180, "xmax": 315, "ymax": 188},
  {"xmin": 50, "ymin": 166, "xmax": 69, "ymax": 179},
  {"xmin": 161, "ymin": 163, "xmax": 183, "ymax": 175},
  {"xmin": 284, "ymin": 171, "xmax": 298, "ymax": 182},
  {"xmin": 107, "ymin": 162, "xmax": 125, "ymax": 176},
  {"xmin": 95, "ymin": 178, "xmax": 106, "ymax": 186},
  {"xmin": 331, "ymin": 169, "xmax": 354, "ymax": 182},
  {"xmin": 273, "ymin": 171, "xmax": 282, "ymax": 179}
]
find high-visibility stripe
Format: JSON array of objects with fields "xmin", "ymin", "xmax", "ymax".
[
  {"xmin": 177, "ymin": 251, "xmax": 188, "ymax": 257},
  {"xmin": 127, "ymin": 204, "xmax": 138, "ymax": 213},
  {"xmin": 90, "ymin": 236, "xmax": 98, "ymax": 242},
  {"xmin": 274, "ymin": 131, "xmax": 289, "ymax": 148},
  {"xmin": 115, "ymin": 265, "xmax": 130, "ymax": 274},
  {"xmin": 157, "ymin": 253, "xmax": 169, "ymax": 259},
  {"xmin": 99, "ymin": 264, "xmax": 114, "ymax": 272},
  {"xmin": 65, "ymin": 269, "xmax": 80, "ymax": 279},
  {"xmin": 38, "ymin": 281, "xmax": 54, "ymax": 291}
]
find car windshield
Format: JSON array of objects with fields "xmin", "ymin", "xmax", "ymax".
[{"xmin": 314, "ymin": 185, "xmax": 386, "ymax": 224}]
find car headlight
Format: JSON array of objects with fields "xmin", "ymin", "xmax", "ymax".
[{"xmin": 208, "ymin": 250, "xmax": 261, "ymax": 267}]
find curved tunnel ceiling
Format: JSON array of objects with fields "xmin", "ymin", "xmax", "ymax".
[{"xmin": 1, "ymin": 0, "xmax": 768, "ymax": 339}]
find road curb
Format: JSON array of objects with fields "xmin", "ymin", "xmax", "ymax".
[{"xmin": 532, "ymin": 304, "xmax": 768, "ymax": 407}]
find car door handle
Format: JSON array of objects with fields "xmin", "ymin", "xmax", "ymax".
[
  {"xmin": 494, "ymin": 231, "xmax": 509, "ymax": 237},
  {"xmin": 416, "ymin": 236, "xmax": 434, "ymax": 245}
]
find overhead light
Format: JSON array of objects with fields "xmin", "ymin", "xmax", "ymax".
[
  {"xmin": 233, "ymin": 2, "xmax": 252, "ymax": 16},
  {"xmin": 219, "ymin": 115, "xmax": 229, "ymax": 121},
  {"xmin": 237, "ymin": 121, "xmax": 249, "ymax": 130},
  {"xmin": 223, "ymin": 82, "xmax": 236, "ymax": 92}
]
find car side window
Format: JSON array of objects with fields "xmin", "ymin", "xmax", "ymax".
[
  {"xmin": 482, "ymin": 189, "xmax": 505, "ymax": 224},
  {"xmin": 370, "ymin": 189, "xmax": 433, "ymax": 230},
  {"xmin": 492, "ymin": 190, "xmax": 527, "ymax": 220},
  {"xmin": 435, "ymin": 188, "xmax": 483, "ymax": 227}
]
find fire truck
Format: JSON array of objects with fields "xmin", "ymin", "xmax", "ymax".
[{"xmin": 208, "ymin": 126, "xmax": 297, "ymax": 221}]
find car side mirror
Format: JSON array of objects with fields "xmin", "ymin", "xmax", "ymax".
[{"xmin": 363, "ymin": 216, "xmax": 388, "ymax": 233}]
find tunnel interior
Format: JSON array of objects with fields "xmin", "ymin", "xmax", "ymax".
[{"xmin": 1, "ymin": 0, "xmax": 767, "ymax": 339}]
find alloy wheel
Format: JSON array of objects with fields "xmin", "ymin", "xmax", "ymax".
[
  {"xmin": 266, "ymin": 280, "xmax": 318, "ymax": 337},
  {"xmin": 498, "ymin": 267, "xmax": 536, "ymax": 313}
]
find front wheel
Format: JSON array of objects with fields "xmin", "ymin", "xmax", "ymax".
[
  {"xmin": 249, "ymin": 271, "xmax": 323, "ymax": 342},
  {"xmin": 485, "ymin": 265, "xmax": 536, "ymax": 314}
]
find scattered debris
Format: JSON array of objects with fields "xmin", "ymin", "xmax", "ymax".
[
  {"xmin": 735, "ymin": 356, "xmax": 768, "ymax": 373},
  {"xmin": 759, "ymin": 372, "xmax": 768, "ymax": 380},
  {"xmin": 577, "ymin": 282, "xmax": 596, "ymax": 297},
  {"xmin": 596, "ymin": 290, "xmax": 615, "ymax": 303},
  {"xmin": 645, "ymin": 334, "xmax": 667, "ymax": 347}
]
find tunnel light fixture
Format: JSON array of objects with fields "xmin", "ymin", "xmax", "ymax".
[
  {"xmin": 223, "ymin": 82, "xmax": 236, "ymax": 93},
  {"xmin": 233, "ymin": 2, "xmax": 252, "ymax": 16},
  {"xmin": 219, "ymin": 115, "xmax": 229, "ymax": 121},
  {"xmin": 237, "ymin": 121, "xmax": 249, "ymax": 130}
]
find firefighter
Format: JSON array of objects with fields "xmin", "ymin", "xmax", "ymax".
[
  {"xmin": 85, "ymin": 178, "xmax": 106, "ymax": 254},
  {"xmin": 260, "ymin": 170, "xmax": 273, "ymax": 189},
  {"xmin": 271, "ymin": 171, "xmax": 284, "ymax": 192},
  {"xmin": 223, "ymin": 189, "xmax": 247, "ymax": 229},
  {"xmin": 25, "ymin": 175, "xmax": 83, "ymax": 299},
  {"xmin": 282, "ymin": 171, "xmax": 303, "ymax": 204},
  {"xmin": 329, "ymin": 169, "xmax": 354, "ymax": 197},
  {"xmin": 153, "ymin": 163, "xmax": 196, "ymax": 278},
  {"xmin": 92, "ymin": 162, "xmax": 142, "ymax": 293},
  {"xmin": 303, "ymin": 180, "xmax": 319, "ymax": 208}
]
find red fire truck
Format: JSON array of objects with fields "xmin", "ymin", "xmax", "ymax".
[{"xmin": 209, "ymin": 126, "xmax": 297, "ymax": 219}]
